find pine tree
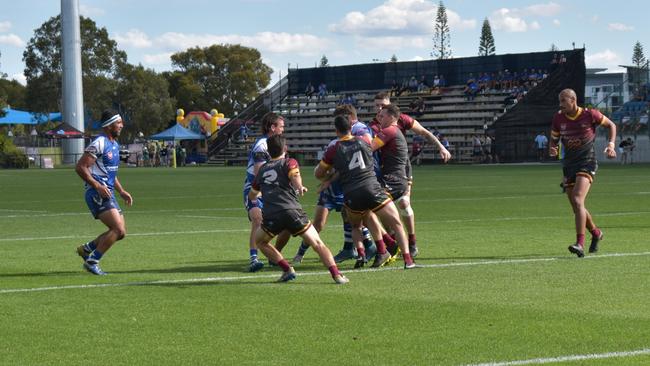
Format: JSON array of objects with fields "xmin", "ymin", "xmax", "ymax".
[
  {"xmin": 390, "ymin": 54, "xmax": 398, "ymax": 62},
  {"xmin": 478, "ymin": 18, "xmax": 495, "ymax": 56},
  {"xmin": 432, "ymin": 1, "xmax": 452, "ymax": 59},
  {"xmin": 631, "ymin": 41, "xmax": 647, "ymax": 95},
  {"xmin": 319, "ymin": 55, "xmax": 329, "ymax": 67},
  {"xmin": 549, "ymin": 44, "xmax": 559, "ymax": 52}
]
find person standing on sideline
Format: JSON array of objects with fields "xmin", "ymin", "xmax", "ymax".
[
  {"xmin": 549, "ymin": 89, "xmax": 617, "ymax": 257},
  {"xmin": 75, "ymin": 110, "xmax": 133, "ymax": 275},
  {"xmin": 248, "ymin": 135, "xmax": 349, "ymax": 284},
  {"xmin": 534, "ymin": 131, "xmax": 548, "ymax": 161}
]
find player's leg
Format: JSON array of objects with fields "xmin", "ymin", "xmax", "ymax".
[
  {"xmin": 394, "ymin": 192, "xmax": 418, "ymax": 257},
  {"xmin": 293, "ymin": 205, "xmax": 329, "ymax": 263},
  {"xmin": 374, "ymin": 202, "xmax": 415, "ymax": 268},
  {"xmin": 565, "ymin": 174, "xmax": 592, "ymax": 257},
  {"xmin": 273, "ymin": 230, "xmax": 291, "ymax": 253},
  {"xmin": 83, "ymin": 208, "xmax": 126, "ymax": 275},
  {"xmin": 253, "ymin": 227, "xmax": 295, "ymax": 282},
  {"xmin": 300, "ymin": 226, "xmax": 348, "ymax": 284},
  {"xmin": 247, "ymin": 206, "xmax": 265, "ymax": 272}
]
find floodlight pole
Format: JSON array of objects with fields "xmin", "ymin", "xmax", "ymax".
[{"xmin": 61, "ymin": 0, "xmax": 85, "ymax": 163}]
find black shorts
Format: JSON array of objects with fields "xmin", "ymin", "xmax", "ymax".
[
  {"xmin": 383, "ymin": 175, "xmax": 409, "ymax": 201},
  {"xmin": 563, "ymin": 159, "xmax": 598, "ymax": 186},
  {"xmin": 344, "ymin": 185, "xmax": 391, "ymax": 214},
  {"xmin": 261, "ymin": 209, "xmax": 311, "ymax": 237}
]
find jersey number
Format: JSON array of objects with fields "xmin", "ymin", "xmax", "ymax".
[
  {"xmin": 262, "ymin": 170, "xmax": 278, "ymax": 184},
  {"xmin": 348, "ymin": 151, "xmax": 366, "ymax": 170}
]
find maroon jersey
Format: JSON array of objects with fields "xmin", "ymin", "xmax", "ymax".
[
  {"xmin": 320, "ymin": 135, "xmax": 378, "ymax": 196},
  {"xmin": 373, "ymin": 124, "xmax": 409, "ymax": 181},
  {"xmin": 369, "ymin": 113, "xmax": 415, "ymax": 136},
  {"xmin": 251, "ymin": 158, "xmax": 301, "ymax": 215},
  {"xmin": 551, "ymin": 107, "xmax": 604, "ymax": 165}
]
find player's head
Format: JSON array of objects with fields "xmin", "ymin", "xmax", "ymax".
[
  {"xmin": 378, "ymin": 104, "xmax": 400, "ymax": 128},
  {"xmin": 261, "ymin": 112, "xmax": 285, "ymax": 136},
  {"xmin": 100, "ymin": 109, "xmax": 123, "ymax": 138},
  {"xmin": 334, "ymin": 115, "xmax": 351, "ymax": 136},
  {"xmin": 267, "ymin": 134, "xmax": 286, "ymax": 159},
  {"xmin": 333, "ymin": 104, "xmax": 357, "ymax": 121},
  {"xmin": 374, "ymin": 92, "xmax": 390, "ymax": 113},
  {"xmin": 558, "ymin": 89, "xmax": 577, "ymax": 114}
]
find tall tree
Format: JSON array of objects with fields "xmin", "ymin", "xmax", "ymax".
[
  {"xmin": 170, "ymin": 44, "xmax": 272, "ymax": 116},
  {"xmin": 432, "ymin": 1, "xmax": 452, "ymax": 59},
  {"xmin": 115, "ymin": 64, "xmax": 175, "ymax": 140},
  {"xmin": 631, "ymin": 41, "xmax": 647, "ymax": 95},
  {"xmin": 478, "ymin": 18, "xmax": 496, "ymax": 56},
  {"xmin": 22, "ymin": 15, "xmax": 126, "ymax": 115},
  {"xmin": 319, "ymin": 55, "xmax": 329, "ymax": 67},
  {"xmin": 549, "ymin": 44, "xmax": 559, "ymax": 52},
  {"xmin": 0, "ymin": 79, "xmax": 27, "ymax": 109},
  {"xmin": 390, "ymin": 54, "xmax": 398, "ymax": 62}
]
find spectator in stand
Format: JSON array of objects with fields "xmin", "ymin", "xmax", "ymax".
[
  {"xmin": 478, "ymin": 72, "xmax": 490, "ymax": 93},
  {"xmin": 317, "ymin": 82, "xmax": 327, "ymax": 99},
  {"xmin": 431, "ymin": 75, "xmax": 441, "ymax": 94},
  {"xmin": 409, "ymin": 97, "xmax": 425, "ymax": 117},
  {"xmin": 550, "ymin": 53, "xmax": 559, "ymax": 70},
  {"xmin": 417, "ymin": 75, "xmax": 429, "ymax": 92},
  {"xmin": 339, "ymin": 93, "xmax": 357, "ymax": 107},
  {"xmin": 390, "ymin": 80, "xmax": 400, "ymax": 97},
  {"xmin": 438, "ymin": 74, "xmax": 446, "ymax": 88},
  {"xmin": 559, "ymin": 54, "xmax": 567, "ymax": 64},
  {"xmin": 305, "ymin": 82, "xmax": 315, "ymax": 98},
  {"xmin": 502, "ymin": 70, "xmax": 513, "ymax": 91},
  {"xmin": 464, "ymin": 74, "xmax": 479, "ymax": 101}
]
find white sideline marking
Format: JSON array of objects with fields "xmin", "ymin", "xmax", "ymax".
[
  {"xmin": 1, "ymin": 251, "xmax": 649, "ymax": 295},
  {"xmin": 0, "ymin": 229, "xmax": 249, "ymax": 242},
  {"xmin": 464, "ymin": 348, "xmax": 650, "ymax": 365}
]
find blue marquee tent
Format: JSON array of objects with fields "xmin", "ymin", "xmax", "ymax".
[
  {"xmin": 149, "ymin": 123, "xmax": 205, "ymax": 141},
  {"xmin": 0, "ymin": 108, "xmax": 61, "ymax": 125}
]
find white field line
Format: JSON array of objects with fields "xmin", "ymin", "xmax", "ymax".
[
  {"xmin": 463, "ymin": 348, "xmax": 650, "ymax": 366},
  {"xmin": 0, "ymin": 229, "xmax": 249, "ymax": 242},
  {"xmin": 1, "ymin": 251, "xmax": 649, "ymax": 295}
]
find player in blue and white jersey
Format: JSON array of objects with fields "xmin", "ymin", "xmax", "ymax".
[
  {"xmin": 242, "ymin": 112, "xmax": 290, "ymax": 272},
  {"xmin": 293, "ymin": 105, "xmax": 376, "ymax": 266},
  {"xmin": 75, "ymin": 110, "xmax": 133, "ymax": 275}
]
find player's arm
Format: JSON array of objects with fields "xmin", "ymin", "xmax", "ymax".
[
  {"xmin": 315, "ymin": 145, "xmax": 336, "ymax": 181},
  {"xmin": 411, "ymin": 120, "xmax": 451, "ymax": 162},
  {"xmin": 549, "ymin": 130, "xmax": 560, "ymax": 157},
  {"xmin": 252, "ymin": 161, "xmax": 265, "ymax": 177},
  {"xmin": 113, "ymin": 177, "xmax": 133, "ymax": 206},
  {"xmin": 75, "ymin": 152, "xmax": 111, "ymax": 199},
  {"xmin": 600, "ymin": 115, "xmax": 617, "ymax": 159},
  {"xmin": 288, "ymin": 160, "xmax": 308, "ymax": 196}
]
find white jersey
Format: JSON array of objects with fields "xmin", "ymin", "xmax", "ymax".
[{"xmin": 84, "ymin": 134, "xmax": 120, "ymax": 190}]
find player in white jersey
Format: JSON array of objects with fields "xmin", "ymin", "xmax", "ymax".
[
  {"xmin": 242, "ymin": 112, "xmax": 290, "ymax": 272},
  {"xmin": 75, "ymin": 110, "xmax": 133, "ymax": 275}
]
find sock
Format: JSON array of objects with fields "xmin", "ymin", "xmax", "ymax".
[
  {"xmin": 297, "ymin": 242, "xmax": 309, "ymax": 256},
  {"xmin": 278, "ymin": 259, "xmax": 291, "ymax": 272},
  {"xmin": 591, "ymin": 228, "xmax": 602, "ymax": 238},
  {"xmin": 375, "ymin": 239, "xmax": 387, "ymax": 254},
  {"xmin": 87, "ymin": 249, "xmax": 104, "ymax": 262},
  {"xmin": 328, "ymin": 265, "xmax": 341, "ymax": 278},
  {"xmin": 408, "ymin": 234, "xmax": 416, "ymax": 247},
  {"xmin": 249, "ymin": 249, "xmax": 258, "ymax": 261},
  {"xmin": 342, "ymin": 223, "xmax": 354, "ymax": 250},
  {"xmin": 382, "ymin": 233, "xmax": 396, "ymax": 248},
  {"xmin": 362, "ymin": 227, "xmax": 372, "ymax": 241},
  {"xmin": 403, "ymin": 252, "xmax": 414, "ymax": 265},
  {"xmin": 84, "ymin": 241, "xmax": 97, "ymax": 252},
  {"xmin": 576, "ymin": 234, "xmax": 585, "ymax": 247},
  {"xmin": 356, "ymin": 246, "xmax": 366, "ymax": 259}
]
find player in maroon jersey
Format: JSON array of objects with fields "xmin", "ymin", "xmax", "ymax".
[{"xmin": 549, "ymin": 89, "xmax": 617, "ymax": 257}]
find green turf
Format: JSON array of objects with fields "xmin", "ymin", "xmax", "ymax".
[{"xmin": 1, "ymin": 164, "xmax": 649, "ymax": 365}]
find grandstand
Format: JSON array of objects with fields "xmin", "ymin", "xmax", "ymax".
[{"xmin": 207, "ymin": 49, "xmax": 585, "ymax": 165}]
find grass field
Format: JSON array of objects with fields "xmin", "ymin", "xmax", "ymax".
[{"xmin": 1, "ymin": 163, "xmax": 649, "ymax": 365}]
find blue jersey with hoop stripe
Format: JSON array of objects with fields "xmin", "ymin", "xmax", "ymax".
[
  {"xmin": 243, "ymin": 135, "xmax": 271, "ymax": 195},
  {"xmin": 84, "ymin": 134, "xmax": 120, "ymax": 190}
]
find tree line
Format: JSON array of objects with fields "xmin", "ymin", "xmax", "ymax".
[{"xmin": 0, "ymin": 15, "xmax": 272, "ymax": 141}]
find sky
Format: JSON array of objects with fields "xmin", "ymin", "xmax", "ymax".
[{"xmin": 1, "ymin": 0, "xmax": 647, "ymax": 86}]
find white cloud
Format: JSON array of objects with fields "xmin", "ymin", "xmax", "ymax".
[
  {"xmin": 591, "ymin": 15, "xmax": 599, "ymax": 23},
  {"xmin": 142, "ymin": 52, "xmax": 173, "ymax": 66},
  {"xmin": 585, "ymin": 49, "xmax": 623, "ymax": 69},
  {"xmin": 0, "ymin": 21, "xmax": 11, "ymax": 33},
  {"xmin": 552, "ymin": 19, "xmax": 560, "ymax": 26},
  {"xmin": 114, "ymin": 29, "xmax": 153, "ymax": 49},
  {"xmin": 10, "ymin": 73, "xmax": 26, "ymax": 86},
  {"xmin": 155, "ymin": 32, "xmax": 330, "ymax": 57},
  {"xmin": 329, "ymin": 0, "xmax": 475, "ymax": 36},
  {"xmin": 490, "ymin": 8, "xmax": 528, "ymax": 32},
  {"xmin": 608, "ymin": 23, "xmax": 634, "ymax": 32},
  {"xmin": 79, "ymin": 4, "xmax": 105, "ymax": 17},
  {"xmin": 355, "ymin": 36, "xmax": 428, "ymax": 52},
  {"xmin": 524, "ymin": 2, "xmax": 561, "ymax": 16},
  {"xmin": 0, "ymin": 33, "xmax": 25, "ymax": 47},
  {"xmin": 530, "ymin": 21, "xmax": 541, "ymax": 30}
]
